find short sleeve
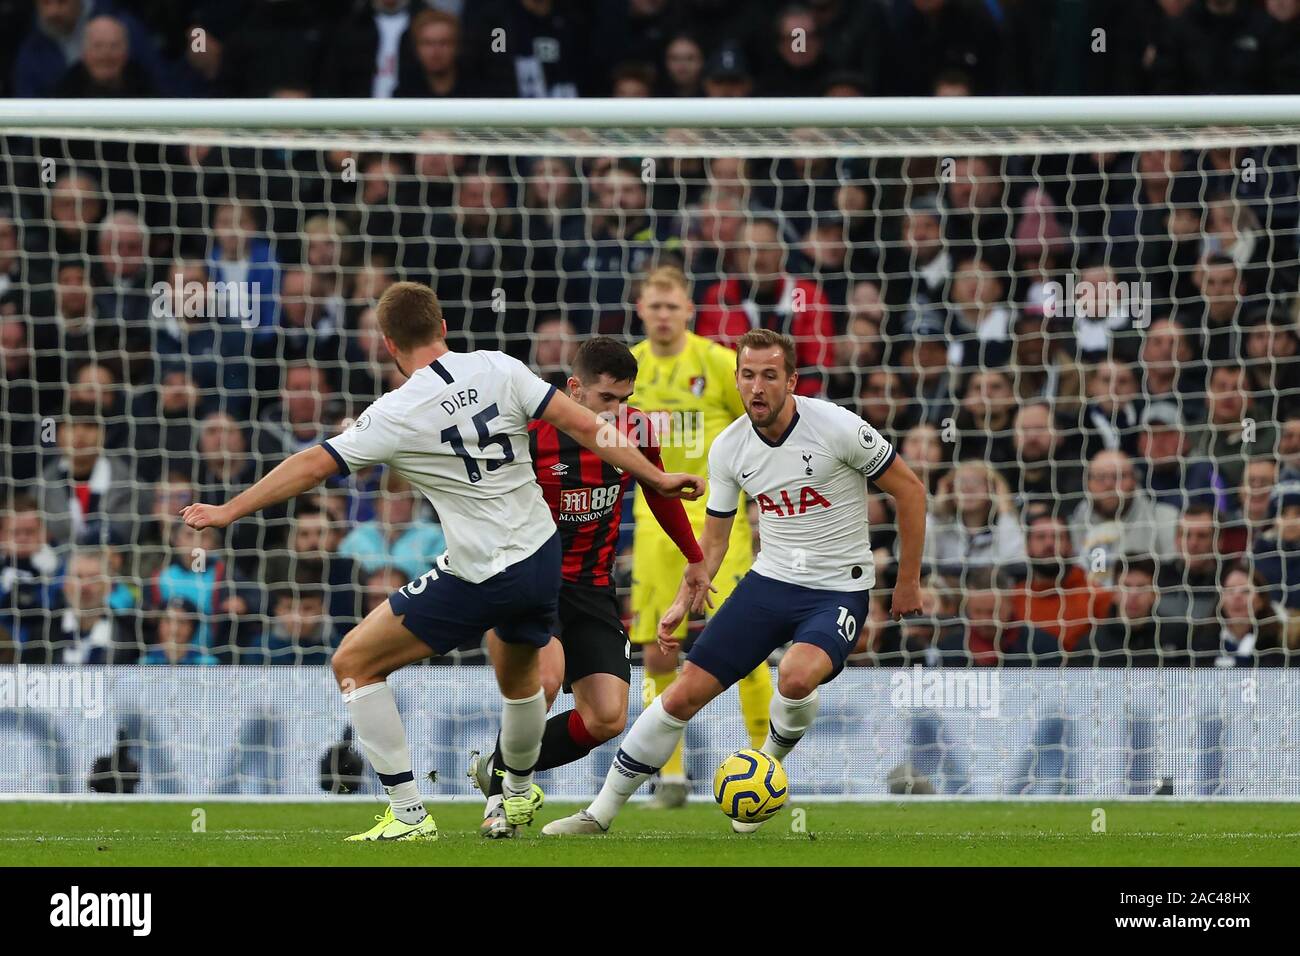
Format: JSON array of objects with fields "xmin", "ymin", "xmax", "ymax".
[
  {"xmin": 705, "ymin": 432, "xmax": 741, "ymax": 517},
  {"xmin": 505, "ymin": 354, "xmax": 557, "ymax": 420},
  {"xmin": 322, "ymin": 398, "xmax": 402, "ymax": 475},
  {"xmin": 840, "ymin": 411, "xmax": 896, "ymax": 480}
]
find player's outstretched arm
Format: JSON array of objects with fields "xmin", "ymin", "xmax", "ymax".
[
  {"xmin": 871, "ymin": 455, "xmax": 927, "ymax": 619},
  {"xmin": 180, "ymin": 445, "xmax": 340, "ymax": 530},
  {"xmin": 657, "ymin": 512, "xmax": 733, "ymax": 650},
  {"xmin": 541, "ymin": 390, "xmax": 704, "ymax": 500}
]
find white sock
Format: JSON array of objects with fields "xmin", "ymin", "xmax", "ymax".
[
  {"xmin": 588, "ymin": 697, "xmax": 686, "ymax": 826},
  {"xmin": 763, "ymin": 689, "xmax": 819, "ymax": 762},
  {"xmin": 343, "ymin": 681, "xmax": 426, "ymax": 823},
  {"xmin": 499, "ymin": 688, "xmax": 546, "ymax": 799}
]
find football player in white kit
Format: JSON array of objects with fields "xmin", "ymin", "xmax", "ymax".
[
  {"xmin": 544, "ymin": 328, "xmax": 927, "ymax": 835},
  {"xmin": 181, "ymin": 282, "xmax": 704, "ymax": 841}
]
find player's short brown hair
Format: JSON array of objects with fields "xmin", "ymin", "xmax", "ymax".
[
  {"xmin": 574, "ymin": 336, "xmax": 638, "ymax": 384},
  {"xmin": 376, "ymin": 281, "xmax": 445, "ymax": 351},
  {"xmin": 736, "ymin": 328, "xmax": 796, "ymax": 376},
  {"xmin": 640, "ymin": 265, "xmax": 690, "ymax": 296}
]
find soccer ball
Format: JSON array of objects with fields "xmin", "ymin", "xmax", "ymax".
[{"xmin": 713, "ymin": 749, "xmax": 788, "ymax": 823}]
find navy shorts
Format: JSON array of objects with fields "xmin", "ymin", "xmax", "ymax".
[
  {"xmin": 686, "ymin": 571, "xmax": 869, "ymax": 689},
  {"xmin": 388, "ymin": 533, "xmax": 561, "ymax": 655}
]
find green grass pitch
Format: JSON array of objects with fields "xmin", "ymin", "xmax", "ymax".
[{"xmin": 1, "ymin": 801, "xmax": 1298, "ymax": 866}]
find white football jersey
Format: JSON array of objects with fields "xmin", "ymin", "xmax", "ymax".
[
  {"xmin": 705, "ymin": 397, "xmax": 895, "ymax": 591},
  {"xmin": 324, "ymin": 351, "xmax": 557, "ymax": 584}
]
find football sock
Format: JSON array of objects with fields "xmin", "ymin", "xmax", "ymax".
[
  {"xmin": 589, "ymin": 697, "xmax": 685, "ymax": 826},
  {"xmin": 499, "ymin": 687, "xmax": 546, "ymax": 799},
  {"xmin": 645, "ymin": 669, "xmax": 685, "ymax": 781},
  {"xmin": 343, "ymin": 681, "xmax": 426, "ymax": 823},
  {"xmin": 537, "ymin": 709, "xmax": 601, "ymax": 771},
  {"xmin": 738, "ymin": 662, "xmax": 776, "ymax": 750},
  {"xmin": 763, "ymin": 688, "xmax": 820, "ymax": 762}
]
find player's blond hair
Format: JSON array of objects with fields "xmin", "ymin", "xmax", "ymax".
[
  {"xmin": 376, "ymin": 281, "xmax": 445, "ymax": 351},
  {"xmin": 640, "ymin": 265, "xmax": 690, "ymax": 297}
]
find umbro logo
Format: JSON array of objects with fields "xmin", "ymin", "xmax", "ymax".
[{"xmin": 550, "ymin": 463, "xmax": 569, "ymax": 475}]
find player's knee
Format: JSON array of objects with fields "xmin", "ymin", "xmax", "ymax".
[
  {"xmin": 777, "ymin": 669, "xmax": 820, "ymax": 701},
  {"xmin": 331, "ymin": 640, "xmax": 369, "ymax": 689},
  {"xmin": 584, "ymin": 708, "xmax": 626, "ymax": 742}
]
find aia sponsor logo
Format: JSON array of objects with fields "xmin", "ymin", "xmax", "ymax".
[{"xmin": 755, "ymin": 486, "xmax": 831, "ymax": 516}]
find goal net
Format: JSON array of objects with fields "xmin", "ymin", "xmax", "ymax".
[{"xmin": 0, "ymin": 97, "xmax": 1298, "ymax": 799}]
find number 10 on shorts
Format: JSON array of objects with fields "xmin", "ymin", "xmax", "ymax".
[{"xmin": 836, "ymin": 606, "xmax": 857, "ymax": 644}]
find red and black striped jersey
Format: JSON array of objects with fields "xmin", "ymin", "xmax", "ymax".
[{"xmin": 529, "ymin": 407, "xmax": 661, "ymax": 587}]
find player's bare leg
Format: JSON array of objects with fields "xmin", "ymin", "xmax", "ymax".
[
  {"xmin": 730, "ymin": 643, "xmax": 833, "ymax": 833},
  {"xmin": 477, "ymin": 633, "xmax": 628, "ymax": 836},
  {"xmin": 332, "ymin": 601, "xmax": 439, "ymax": 842},
  {"xmin": 543, "ymin": 662, "xmax": 724, "ymax": 835}
]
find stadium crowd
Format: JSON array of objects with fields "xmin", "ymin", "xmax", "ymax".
[{"xmin": 1, "ymin": 0, "xmax": 1299, "ymax": 667}]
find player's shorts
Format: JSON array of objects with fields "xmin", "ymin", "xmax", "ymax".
[
  {"xmin": 556, "ymin": 581, "xmax": 631, "ymax": 691},
  {"xmin": 686, "ymin": 571, "xmax": 869, "ymax": 690},
  {"xmin": 388, "ymin": 532, "xmax": 561, "ymax": 655},
  {"xmin": 629, "ymin": 519, "xmax": 751, "ymax": 645}
]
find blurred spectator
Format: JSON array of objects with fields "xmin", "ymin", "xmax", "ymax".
[
  {"xmin": 93, "ymin": 209, "xmax": 151, "ymax": 334},
  {"xmin": 826, "ymin": 279, "xmax": 886, "ymax": 402},
  {"xmin": 1148, "ymin": 0, "xmax": 1273, "ymax": 94},
  {"xmin": 259, "ymin": 364, "xmax": 342, "ymax": 454},
  {"xmin": 141, "ymin": 597, "xmax": 217, "ymax": 665},
  {"xmin": 0, "ymin": 493, "xmax": 62, "ymax": 650},
  {"xmin": 1279, "ymin": 410, "xmax": 1300, "ymax": 481},
  {"xmin": 900, "ymin": 421, "xmax": 949, "ymax": 496},
  {"xmin": 1071, "ymin": 449, "xmax": 1179, "ymax": 584},
  {"xmin": 887, "ymin": 0, "xmax": 1001, "ymax": 96},
  {"xmin": 1134, "ymin": 401, "xmax": 1219, "ymax": 512},
  {"xmin": 701, "ymin": 42, "xmax": 754, "ymax": 97},
  {"xmin": 1081, "ymin": 359, "xmax": 1143, "ymax": 458},
  {"xmin": 14, "ymin": 0, "xmax": 164, "ymax": 98},
  {"xmin": 897, "ymin": 312, "xmax": 954, "ymax": 426},
  {"xmin": 339, "ymin": 469, "xmax": 446, "ymax": 580},
  {"xmin": 1010, "ymin": 511, "xmax": 1112, "ymax": 655},
  {"xmin": 1082, "ymin": 556, "xmax": 1205, "ymax": 666},
  {"xmin": 206, "ymin": 199, "xmax": 279, "ymax": 334},
  {"xmin": 147, "ymin": 522, "xmax": 250, "ymax": 654},
  {"xmin": 924, "ymin": 461, "xmax": 1025, "ymax": 573},
  {"xmin": 1252, "ymin": 485, "xmax": 1300, "ymax": 611},
  {"xmin": 611, "ymin": 60, "xmax": 656, "ymax": 98},
  {"xmin": 461, "ymin": 0, "xmax": 591, "ymax": 98},
  {"xmin": 1139, "ymin": 316, "xmax": 1204, "ymax": 422},
  {"xmin": 261, "ymin": 500, "xmax": 362, "ymax": 633},
  {"xmin": 41, "ymin": 545, "xmax": 139, "ymax": 664},
  {"xmin": 1010, "ymin": 400, "xmax": 1084, "ymax": 516},
  {"xmin": 560, "ymin": 159, "xmax": 681, "ymax": 334},
  {"xmin": 1243, "ymin": 306, "xmax": 1300, "ymax": 421},
  {"xmin": 363, "ymin": 566, "xmax": 408, "ymax": 616},
  {"xmin": 53, "ymin": 13, "xmax": 154, "ymax": 96},
  {"xmin": 46, "ymin": 169, "xmax": 104, "ymax": 257},
  {"xmin": 255, "ymin": 583, "xmax": 338, "ymax": 665},
  {"xmin": 934, "ymin": 566, "xmax": 1056, "ymax": 666},
  {"xmin": 33, "ymin": 258, "xmax": 123, "ymax": 385},
  {"xmin": 660, "ymin": 31, "xmax": 704, "ymax": 96},
  {"xmin": 0, "ymin": 315, "xmax": 43, "ymax": 483},
  {"xmin": 318, "ymin": 0, "xmax": 417, "ymax": 99},
  {"xmin": 1195, "ymin": 364, "xmax": 1278, "ymax": 499},
  {"xmin": 37, "ymin": 401, "xmax": 134, "ymax": 548},
  {"xmin": 756, "ymin": 4, "xmax": 831, "ymax": 97},
  {"xmin": 394, "ymin": 9, "xmax": 479, "ymax": 98},
  {"xmin": 696, "ymin": 216, "xmax": 835, "ymax": 395},
  {"xmin": 1156, "ymin": 502, "xmax": 1222, "ymax": 630},
  {"xmin": 531, "ymin": 314, "xmax": 579, "ymax": 388},
  {"xmin": 1211, "ymin": 562, "xmax": 1292, "ymax": 666},
  {"xmin": 952, "ymin": 369, "xmax": 1016, "ymax": 466},
  {"xmin": 857, "ymin": 370, "xmax": 911, "ymax": 438}
]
